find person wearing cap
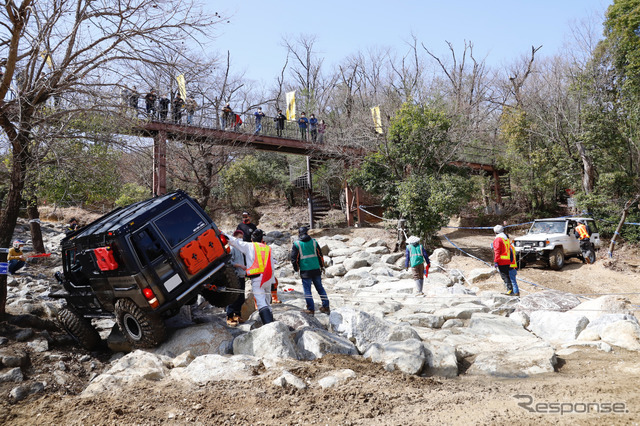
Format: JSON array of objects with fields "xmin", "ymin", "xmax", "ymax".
[
  {"xmin": 274, "ymin": 109, "xmax": 286, "ymax": 137},
  {"xmin": 236, "ymin": 212, "xmax": 257, "ymax": 242},
  {"xmin": 493, "ymin": 225, "xmax": 515, "ymax": 295},
  {"xmin": 65, "ymin": 217, "xmax": 78, "ymax": 235},
  {"xmin": 225, "ymin": 229, "xmax": 247, "ymax": 326},
  {"xmin": 405, "ymin": 236, "xmax": 431, "ymax": 296},
  {"xmin": 227, "ymin": 229, "xmax": 275, "ymax": 325},
  {"xmin": 290, "ymin": 226, "xmax": 330, "ymax": 315},
  {"xmin": 254, "ymin": 107, "xmax": 265, "ymax": 134},
  {"xmin": 7, "ymin": 240, "xmax": 27, "ymax": 274}
]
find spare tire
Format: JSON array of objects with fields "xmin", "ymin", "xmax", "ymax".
[{"xmin": 58, "ymin": 307, "xmax": 102, "ymax": 351}]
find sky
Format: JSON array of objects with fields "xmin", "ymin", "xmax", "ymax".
[{"xmin": 209, "ymin": 0, "xmax": 609, "ymax": 85}]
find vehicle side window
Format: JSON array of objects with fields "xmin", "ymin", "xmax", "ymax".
[
  {"xmin": 154, "ymin": 203, "xmax": 206, "ymax": 247},
  {"xmin": 131, "ymin": 228, "xmax": 164, "ymax": 265}
]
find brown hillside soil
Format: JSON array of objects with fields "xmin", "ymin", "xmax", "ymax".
[{"xmin": 2, "ymin": 217, "xmax": 640, "ymax": 425}]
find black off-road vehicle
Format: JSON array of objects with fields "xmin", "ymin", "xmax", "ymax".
[{"xmin": 52, "ymin": 190, "xmax": 239, "ymax": 349}]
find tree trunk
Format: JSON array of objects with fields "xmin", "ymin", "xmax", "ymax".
[
  {"xmin": 576, "ymin": 142, "xmax": 595, "ymax": 194},
  {"xmin": 27, "ymin": 202, "xmax": 45, "ymax": 254},
  {"xmin": 608, "ymin": 194, "xmax": 640, "ymax": 257}
]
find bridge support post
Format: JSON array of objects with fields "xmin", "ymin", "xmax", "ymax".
[
  {"xmin": 345, "ymin": 183, "xmax": 354, "ymax": 227},
  {"xmin": 153, "ymin": 130, "xmax": 167, "ymax": 196},
  {"xmin": 492, "ymin": 169, "xmax": 502, "ymax": 204},
  {"xmin": 307, "ymin": 156, "xmax": 314, "ymax": 229}
]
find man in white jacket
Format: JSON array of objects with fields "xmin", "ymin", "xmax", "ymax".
[{"xmin": 227, "ymin": 229, "xmax": 275, "ymax": 324}]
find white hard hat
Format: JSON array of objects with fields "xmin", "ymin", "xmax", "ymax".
[{"xmin": 493, "ymin": 225, "xmax": 504, "ymax": 234}]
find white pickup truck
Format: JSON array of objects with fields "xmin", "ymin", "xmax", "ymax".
[{"xmin": 512, "ymin": 217, "xmax": 600, "ymax": 270}]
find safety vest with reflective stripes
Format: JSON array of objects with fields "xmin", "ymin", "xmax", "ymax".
[
  {"xmin": 295, "ymin": 239, "xmax": 321, "ymax": 271},
  {"xmin": 509, "ymin": 245, "xmax": 517, "ymax": 269},
  {"xmin": 246, "ymin": 243, "xmax": 271, "ymax": 276},
  {"xmin": 409, "ymin": 244, "xmax": 425, "ymax": 267},
  {"xmin": 576, "ymin": 224, "xmax": 590, "ymax": 240},
  {"xmin": 498, "ymin": 237, "xmax": 511, "ymax": 262}
]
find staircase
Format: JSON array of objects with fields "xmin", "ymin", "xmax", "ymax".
[{"xmin": 289, "ymin": 158, "xmax": 332, "ymax": 226}]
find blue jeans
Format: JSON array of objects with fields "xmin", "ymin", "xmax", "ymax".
[
  {"xmin": 9, "ymin": 259, "xmax": 25, "ymax": 274},
  {"xmin": 508, "ymin": 268, "xmax": 520, "ymax": 294},
  {"xmin": 301, "ymin": 274, "xmax": 329, "ymax": 311}
]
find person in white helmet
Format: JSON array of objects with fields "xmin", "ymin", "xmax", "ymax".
[
  {"xmin": 492, "ymin": 225, "xmax": 515, "ymax": 295},
  {"xmin": 7, "ymin": 240, "xmax": 27, "ymax": 274}
]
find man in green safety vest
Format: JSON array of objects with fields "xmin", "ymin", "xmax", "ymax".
[
  {"xmin": 405, "ymin": 235, "xmax": 431, "ymax": 296},
  {"xmin": 290, "ymin": 226, "xmax": 330, "ymax": 316}
]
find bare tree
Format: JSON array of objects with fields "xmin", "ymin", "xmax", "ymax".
[{"xmin": 0, "ymin": 0, "xmax": 222, "ymax": 315}]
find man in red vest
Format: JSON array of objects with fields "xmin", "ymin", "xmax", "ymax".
[
  {"xmin": 493, "ymin": 225, "xmax": 515, "ymax": 295},
  {"xmin": 228, "ymin": 229, "xmax": 274, "ymax": 324}
]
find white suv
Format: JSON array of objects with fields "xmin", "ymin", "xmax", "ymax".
[{"xmin": 512, "ymin": 217, "xmax": 600, "ymax": 270}]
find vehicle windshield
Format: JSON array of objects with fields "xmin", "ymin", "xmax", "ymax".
[{"xmin": 529, "ymin": 221, "xmax": 565, "ymax": 235}]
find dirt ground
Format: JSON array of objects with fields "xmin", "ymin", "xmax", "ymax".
[{"xmin": 2, "ymin": 217, "xmax": 640, "ymax": 425}]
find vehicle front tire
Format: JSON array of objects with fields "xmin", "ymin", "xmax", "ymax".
[
  {"xmin": 115, "ymin": 298, "xmax": 167, "ymax": 348},
  {"xmin": 548, "ymin": 248, "xmax": 565, "ymax": 270},
  {"xmin": 201, "ymin": 264, "xmax": 242, "ymax": 308},
  {"xmin": 58, "ymin": 307, "xmax": 102, "ymax": 351}
]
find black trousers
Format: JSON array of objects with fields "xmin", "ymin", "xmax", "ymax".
[{"xmin": 497, "ymin": 264, "xmax": 513, "ymax": 292}]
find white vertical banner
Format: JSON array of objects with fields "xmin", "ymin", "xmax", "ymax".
[
  {"xmin": 286, "ymin": 90, "xmax": 296, "ymax": 121},
  {"xmin": 176, "ymin": 74, "xmax": 187, "ymax": 99}
]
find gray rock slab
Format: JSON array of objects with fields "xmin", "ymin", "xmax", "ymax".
[
  {"xmin": 423, "ymin": 341, "xmax": 458, "ymax": 378},
  {"xmin": 364, "ymin": 338, "xmax": 427, "ymax": 375},
  {"xmin": 171, "ymin": 354, "xmax": 262, "ymax": 384},
  {"xmin": 528, "ymin": 311, "xmax": 590, "ymax": 345},
  {"xmin": 232, "ymin": 321, "xmax": 299, "ymax": 359},
  {"xmin": 295, "ymin": 328, "xmax": 358, "ymax": 360},
  {"xmin": 516, "ymin": 290, "xmax": 582, "ymax": 314},
  {"xmin": 569, "ymin": 296, "xmax": 633, "ymax": 322},
  {"xmin": 317, "ymin": 369, "xmax": 357, "ymax": 388},
  {"xmin": 155, "ymin": 322, "xmax": 234, "ymax": 358}
]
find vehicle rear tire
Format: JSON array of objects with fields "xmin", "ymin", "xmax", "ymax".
[
  {"xmin": 58, "ymin": 307, "xmax": 102, "ymax": 351},
  {"xmin": 549, "ymin": 248, "xmax": 565, "ymax": 270},
  {"xmin": 201, "ymin": 265, "xmax": 242, "ymax": 308},
  {"xmin": 585, "ymin": 249, "xmax": 596, "ymax": 264},
  {"xmin": 115, "ymin": 298, "xmax": 167, "ymax": 348}
]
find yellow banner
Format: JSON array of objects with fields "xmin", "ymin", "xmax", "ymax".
[
  {"xmin": 40, "ymin": 51, "xmax": 53, "ymax": 69},
  {"xmin": 371, "ymin": 106, "xmax": 383, "ymax": 134},
  {"xmin": 286, "ymin": 91, "xmax": 296, "ymax": 121},
  {"xmin": 176, "ymin": 74, "xmax": 187, "ymax": 100}
]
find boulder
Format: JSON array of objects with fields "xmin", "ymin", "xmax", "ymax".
[
  {"xmin": 366, "ymin": 246, "xmax": 390, "ymax": 255},
  {"xmin": 155, "ymin": 322, "xmax": 234, "ymax": 358},
  {"xmin": 343, "ymin": 258, "xmax": 369, "ymax": 271},
  {"xmin": 10, "ymin": 382, "xmax": 44, "ymax": 402},
  {"xmin": 528, "ymin": 311, "xmax": 590, "ymax": 345},
  {"xmin": 0, "ymin": 349, "xmax": 29, "ymax": 368},
  {"xmin": 276, "ymin": 310, "xmax": 325, "ymax": 331},
  {"xmin": 232, "ymin": 321, "xmax": 298, "ymax": 359},
  {"xmin": 171, "ymin": 354, "xmax": 262, "ymax": 384},
  {"xmin": 569, "ymin": 296, "xmax": 632, "ymax": 322},
  {"xmin": 403, "ymin": 313, "xmax": 445, "ymax": 329},
  {"xmin": 317, "ymin": 369, "xmax": 357, "ymax": 389},
  {"xmin": 0, "ymin": 367, "xmax": 24, "ymax": 383},
  {"xmin": 426, "ymin": 272, "xmax": 453, "ymax": 287},
  {"xmin": 423, "ymin": 341, "xmax": 458, "ymax": 378},
  {"xmin": 467, "ymin": 268, "xmax": 495, "ymax": 284},
  {"xmin": 430, "ymin": 248, "xmax": 452, "ymax": 265},
  {"xmin": 598, "ymin": 320, "xmax": 640, "ymax": 351},
  {"xmin": 381, "ymin": 253, "xmax": 404, "ymax": 265},
  {"xmin": 516, "ymin": 290, "xmax": 582, "ymax": 314},
  {"xmin": 325, "ymin": 264, "xmax": 347, "ymax": 277},
  {"xmin": 295, "ymin": 328, "xmax": 358, "ymax": 360},
  {"xmin": 328, "ymin": 247, "xmax": 360, "ymax": 258},
  {"xmin": 434, "ymin": 303, "xmax": 489, "ymax": 320},
  {"xmin": 350, "ymin": 237, "xmax": 366, "ymax": 246},
  {"xmin": 273, "ymin": 370, "xmax": 307, "ymax": 389},
  {"xmin": 364, "ymin": 338, "xmax": 427, "ymax": 375}
]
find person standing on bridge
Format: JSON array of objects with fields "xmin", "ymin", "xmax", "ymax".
[
  {"xmin": 274, "ymin": 109, "xmax": 286, "ymax": 137},
  {"xmin": 172, "ymin": 93, "xmax": 184, "ymax": 124},
  {"xmin": 298, "ymin": 112, "xmax": 309, "ymax": 141},
  {"xmin": 318, "ymin": 119, "xmax": 326, "ymax": 143},
  {"xmin": 222, "ymin": 102, "xmax": 233, "ymax": 130},
  {"xmin": 309, "ymin": 114, "xmax": 318, "ymax": 142},
  {"xmin": 158, "ymin": 93, "xmax": 170, "ymax": 121},
  {"xmin": 254, "ymin": 107, "xmax": 265, "ymax": 135},
  {"xmin": 185, "ymin": 94, "xmax": 197, "ymax": 125},
  {"xmin": 145, "ymin": 89, "xmax": 157, "ymax": 119},
  {"xmin": 128, "ymin": 86, "xmax": 139, "ymax": 116}
]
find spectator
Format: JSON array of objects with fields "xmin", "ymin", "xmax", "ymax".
[
  {"xmin": 318, "ymin": 119, "xmax": 326, "ymax": 143},
  {"xmin": 298, "ymin": 112, "xmax": 309, "ymax": 141},
  {"xmin": 236, "ymin": 211, "xmax": 257, "ymax": 242},
  {"xmin": 172, "ymin": 93, "xmax": 184, "ymax": 124},
  {"xmin": 309, "ymin": 114, "xmax": 318, "ymax": 142},
  {"xmin": 7, "ymin": 240, "xmax": 27, "ymax": 275},
  {"xmin": 404, "ymin": 236, "xmax": 431, "ymax": 296},
  {"xmin": 145, "ymin": 89, "xmax": 157, "ymax": 118},
  {"xmin": 274, "ymin": 109, "xmax": 286, "ymax": 137},
  {"xmin": 158, "ymin": 94, "xmax": 170, "ymax": 121},
  {"xmin": 129, "ymin": 86, "xmax": 139, "ymax": 110},
  {"xmin": 234, "ymin": 113, "xmax": 243, "ymax": 131},
  {"xmin": 225, "ymin": 229, "xmax": 247, "ymax": 326},
  {"xmin": 65, "ymin": 217, "xmax": 79, "ymax": 235},
  {"xmin": 222, "ymin": 102, "xmax": 233, "ymax": 129},
  {"xmin": 185, "ymin": 94, "xmax": 197, "ymax": 125},
  {"xmin": 254, "ymin": 107, "xmax": 265, "ymax": 134}
]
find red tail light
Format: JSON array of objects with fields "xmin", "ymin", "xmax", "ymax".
[
  {"xmin": 219, "ymin": 233, "xmax": 230, "ymax": 253},
  {"xmin": 142, "ymin": 287, "xmax": 159, "ymax": 309}
]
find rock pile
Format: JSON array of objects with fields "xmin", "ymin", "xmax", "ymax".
[{"xmin": 2, "ymin": 223, "xmax": 639, "ymax": 400}]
